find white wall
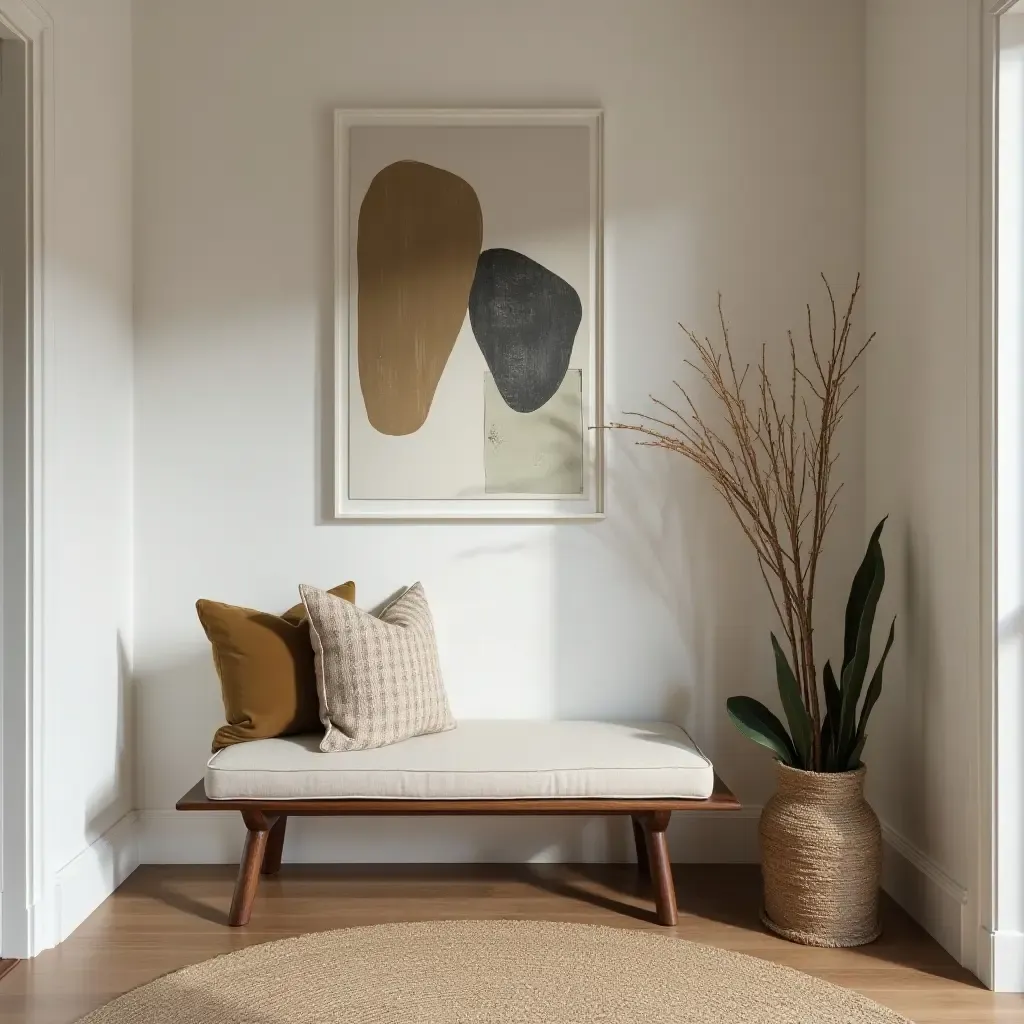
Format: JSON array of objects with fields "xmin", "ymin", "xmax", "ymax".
[
  {"xmin": 864, "ymin": 0, "xmax": 981, "ymax": 968},
  {"xmin": 35, "ymin": 0, "xmax": 136, "ymax": 948},
  {"xmin": 132, "ymin": 0, "xmax": 866, "ymax": 862}
]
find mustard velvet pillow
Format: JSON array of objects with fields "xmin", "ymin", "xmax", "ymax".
[{"xmin": 198, "ymin": 582, "xmax": 356, "ymax": 750}]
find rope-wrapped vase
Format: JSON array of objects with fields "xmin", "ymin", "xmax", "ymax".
[{"xmin": 760, "ymin": 761, "xmax": 881, "ymax": 947}]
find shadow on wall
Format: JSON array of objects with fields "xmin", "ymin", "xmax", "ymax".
[
  {"xmin": 890, "ymin": 524, "xmax": 932, "ymax": 855},
  {"xmin": 133, "ymin": 650, "xmax": 221, "ymax": 815},
  {"xmin": 551, "ymin": 443, "xmax": 713, "ymax": 726},
  {"xmin": 553, "ymin": 436, "xmax": 782, "ymax": 809},
  {"xmin": 443, "ymin": 431, "xmax": 768, "ymax": 860},
  {"xmin": 83, "ymin": 630, "xmax": 135, "ymax": 845}
]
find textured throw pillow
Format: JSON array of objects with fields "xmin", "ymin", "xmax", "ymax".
[
  {"xmin": 300, "ymin": 582, "xmax": 455, "ymax": 752},
  {"xmin": 198, "ymin": 582, "xmax": 356, "ymax": 750}
]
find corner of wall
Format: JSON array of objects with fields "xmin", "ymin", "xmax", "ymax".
[
  {"xmin": 48, "ymin": 811, "xmax": 139, "ymax": 949},
  {"xmin": 880, "ymin": 818, "xmax": 968, "ymax": 961},
  {"xmin": 5, "ymin": 811, "xmax": 139, "ymax": 956}
]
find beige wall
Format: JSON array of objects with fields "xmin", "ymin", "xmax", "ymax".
[{"xmin": 865, "ymin": 0, "xmax": 981, "ymax": 967}]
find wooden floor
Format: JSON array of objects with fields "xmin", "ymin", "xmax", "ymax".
[{"xmin": 0, "ymin": 864, "xmax": 1021, "ymax": 1023}]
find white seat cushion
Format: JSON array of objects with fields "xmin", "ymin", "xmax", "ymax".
[{"xmin": 204, "ymin": 720, "xmax": 715, "ymax": 801}]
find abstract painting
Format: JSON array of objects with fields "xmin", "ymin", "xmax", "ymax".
[{"xmin": 335, "ymin": 109, "xmax": 603, "ymax": 518}]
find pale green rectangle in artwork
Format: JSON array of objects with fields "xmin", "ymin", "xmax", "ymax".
[{"xmin": 484, "ymin": 371, "xmax": 584, "ymax": 495}]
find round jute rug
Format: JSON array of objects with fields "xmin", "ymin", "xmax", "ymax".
[{"xmin": 76, "ymin": 919, "xmax": 909, "ymax": 1024}]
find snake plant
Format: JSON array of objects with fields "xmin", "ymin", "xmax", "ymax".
[{"xmin": 726, "ymin": 517, "xmax": 896, "ymax": 773}]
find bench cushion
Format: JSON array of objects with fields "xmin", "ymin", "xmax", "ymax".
[{"xmin": 204, "ymin": 720, "xmax": 715, "ymax": 801}]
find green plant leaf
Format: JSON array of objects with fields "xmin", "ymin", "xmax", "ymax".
[
  {"xmin": 819, "ymin": 716, "xmax": 835, "ymax": 770},
  {"xmin": 823, "ymin": 660, "xmax": 841, "ymax": 723},
  {"xmin": 771, "ymin": 633, "xmax": 812, "ymax": 769},
  {"xmin": 846, "ymin": 733, "xmax": 867, "ymax": 771},
  {"xmin": 842, "ymin": 517, "xmax": 887, "ymax": 675},
  {"xmin": 837, "ymin": 532, "xmax": 886, "ymax": 762},
  {"xmin": 726, "ymin": 696, "xmax": 797, "ymax": 766},
  {"xmin": 846, "ymin": 616, "xmax": 896, "ymax": 769},
  {"xmin": 821, "ymin": 660, "xmax": 840, "ymax": 769}
]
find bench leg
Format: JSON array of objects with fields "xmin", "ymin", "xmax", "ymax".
[
  {"xmin": 643, "ymin": 811, "xmax": 678, "ymax": 926},
  {"xmin": 631, "ymin": 814, "xmax": 650, "ymax": 879},
  {"xmin": 229, "ymin": 810, "xmax": 275, "ymax": 926},
  {"xmin": 261, "ymin": 815, "xmax": 288, "ymax": 876}
]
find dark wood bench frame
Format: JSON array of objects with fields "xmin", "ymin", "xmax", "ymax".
[{"xmin": 177, "ymin": 775, "xmax": 739, "ymax": 928}]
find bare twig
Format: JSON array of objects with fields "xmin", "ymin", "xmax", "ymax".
[{"xmin": 609, "ymin": 277, "xmax": 872, "ymax": 770}]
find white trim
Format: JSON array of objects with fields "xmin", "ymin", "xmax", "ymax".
[
  {"xmin": 979, "ymin": 0, "xmax": 995, "ymax": 986},
  {"xmin": 138, "ymin": 806, "xmax": 764, "ymax": 866},
  {"xmin": 0, "ymin": 0, "xmax": 50, "ymax": 961},
  {"xmin": 11, "ymin": 815, "xmax": 141, "ymax": 953},
  {"xmin": 881, "ymin": 821, "xmax": 969, "ymax": 962},
  {"xmin": 978, "ymin": 0, "xmax": 1022, "ymax": 990},
  {"xmin": 1, "ymin": 890, "xmax": 47, "ymax": 961},
  {"xmin": 50, "ymin": 813, "xmax": 138, "ymax": 946},
  {"xmin": 332, "ymin": 107, "xmax": 605, "ymax": 521},
  {"xmin": 980, "ymin": 1, "xmax": 1024, "ymax": 990},
  {"xmin": 985, "ymin": 927, "xmax": 1024, "ymax": 990}
]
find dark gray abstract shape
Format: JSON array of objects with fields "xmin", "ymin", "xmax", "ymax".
[{"xmin": 468, "ymin": 248, "xmax": 583, "ymax": 414}]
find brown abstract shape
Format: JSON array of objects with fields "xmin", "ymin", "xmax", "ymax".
[{"xmin": 357, "ymin": 160, "xmax": 483, "ymax": 435}]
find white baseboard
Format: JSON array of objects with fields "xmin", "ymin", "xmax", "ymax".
[
  {"xmin": 980, "ymin": 927, "xmax": 1024, "ymax": 992},
  {"xmin": 2, "ymin": 813, "xmax": 139, "ymax": 958},
  {"xmin": 880, "ymin": 819, "xmax": 968, "ymax": 962},
  {"xmin": 138, "ymin": 807, "xmax": 763, "ymax": 865},
  {"xmin": 50, "ymin": 812, "xmax": 139, "ymax": 947}
]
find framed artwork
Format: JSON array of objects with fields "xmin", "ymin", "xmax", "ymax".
[{"xmin": 334, "ymin": 108, "xmax": 604, "ymax": 519}]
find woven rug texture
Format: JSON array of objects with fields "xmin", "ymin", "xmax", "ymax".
[{"xmin": 77, "ymin": 918, "xmax": 910, "ymax": 1023}]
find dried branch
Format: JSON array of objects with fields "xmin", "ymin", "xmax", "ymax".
[{"xmin": 608, "ymin": 276, "xmax": 872, "ymax": 770}]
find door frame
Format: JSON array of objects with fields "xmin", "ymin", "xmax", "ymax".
[
  {"xmin": 0, "ymin": 0, "xmax": 50, "ymax": 960},
  {"xmin": 978, "ymin": 0, "xmax": 1024, "ymax": 992}
]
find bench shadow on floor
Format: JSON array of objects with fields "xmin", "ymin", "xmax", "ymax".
[{"xmin": 136, "ymin": 862, "xmax": 981, "ymax": 988}]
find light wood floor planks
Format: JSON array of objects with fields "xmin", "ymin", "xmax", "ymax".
[{"xmin": 0, "ymin": 863, "xmax": 1021, "ymax": 1023}]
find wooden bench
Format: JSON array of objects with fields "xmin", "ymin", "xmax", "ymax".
[{"xmin": 176, "ymin": 721, "xmax": 740, "ymax": 927}]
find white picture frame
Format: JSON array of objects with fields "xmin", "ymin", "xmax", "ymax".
[{"xmin": 334, "ymin": 108, "xmax": 604, "ymax": 520}]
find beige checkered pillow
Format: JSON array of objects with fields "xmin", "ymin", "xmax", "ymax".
[{"xmin": 299, "ymin": 582, "xmax": 455, "ymax": 751}]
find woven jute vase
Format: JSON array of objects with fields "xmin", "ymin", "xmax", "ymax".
[{"xmin": 760, "ymin": 761, "xmax": 882, "ymax": 947}]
